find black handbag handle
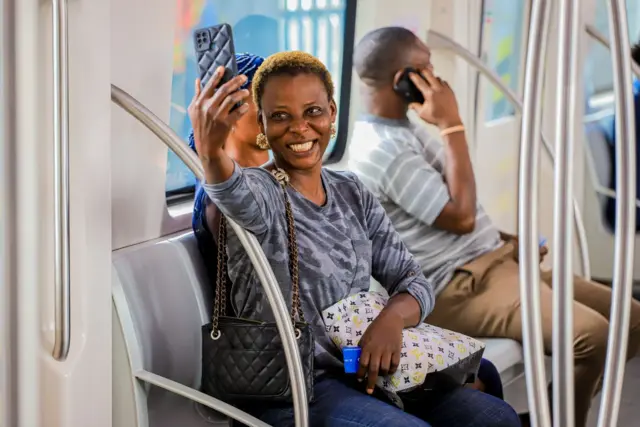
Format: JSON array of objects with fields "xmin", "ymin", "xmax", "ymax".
[{"xmin": 210, "ymin": 168, "xmax": 306, "ymax": 339}]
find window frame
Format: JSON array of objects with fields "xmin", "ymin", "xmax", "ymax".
[{"xmin": 165, "ymin": 0, "xmax": 358, "ymax": 205}]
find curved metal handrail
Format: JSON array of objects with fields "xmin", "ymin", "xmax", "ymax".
[
  {"xmin": 596, "ymin": 1, "xmax": 637, "ymax": 425},
  {"xmin": 552, "ymin": 1, "xmax": 581, "ymax": 425},
  {"xmin": 586, "ymin": 24, "xmax": 640, "ymax": 78},
  {"xmin": 110, "ymin": 84, "xmax": 309, "ymax": 427},
  {"xmin": 517, "ymin": 0, "xmax": 553, "ymax": 426},
  {"xmin": 52, "ymin": 0, "xmax": 71, "ymax": 361},
  {"xmin": 426, "ymin": 29, "xmax": 592, "ymax": 279}
]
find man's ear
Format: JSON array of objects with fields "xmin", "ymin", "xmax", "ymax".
[{"xmin": 393, "ymin": 69, "xmax": 406, "ymax": 87}]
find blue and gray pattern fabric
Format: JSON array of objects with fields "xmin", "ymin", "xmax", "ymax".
[{"xmin": 202, "ymin": 164, "xmax": 435, "ymax": 372}]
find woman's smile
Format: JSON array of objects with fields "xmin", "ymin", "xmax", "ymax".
[{"xmin": 287, "ymin": 139, "xmax": 318, "ymax": 154}]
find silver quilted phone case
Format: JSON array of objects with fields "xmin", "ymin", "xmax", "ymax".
[{"xmin": 194, "ymin": 23, "xmax": 238, "ymax": 90}]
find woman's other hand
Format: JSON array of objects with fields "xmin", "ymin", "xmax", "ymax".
[
  {"xmin": 188, "ymin": 66, "xmax": 251, "ymax": 163},
  {"xmin": 356, "ymin": 310, "xmax": 404, "ymax": 395}
]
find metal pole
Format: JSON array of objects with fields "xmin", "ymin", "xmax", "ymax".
[
  {"xmin": 586, "ymin": 24, "xmax": 640, "ymax": 79},
  {"xmin": 596, "ymin": 1, "xmax": 637, "ymax": 426},
  {"xmin": 426, "ymin": 29, "xmax": 592, "ymax": 280},
  {"xmin": 111, "ymin": 84, "xmax": 310, "ymax": 427},
  {"xmin": 552, "ymin": 1, "xmax": 582, "ymax": 426},
  {"xmin": 52, "ymin": 0, "xmax": 71, "ymax": 361},
  {"xmin": 518, "ymin": 0, "xmax": 552, "ymax": 425},
  {"xmin": 1, "ymin": 0, "xmax": 19, "ymax": 425}
]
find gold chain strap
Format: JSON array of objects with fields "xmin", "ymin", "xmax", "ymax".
[
  {"xmin": 273, "ymin": 169, "xmax": 306, "ymax": 324},
  {"xmin": 210, "ymin": 167, "xmax": 305, "ymax": 340},
  {"xmin": 210, "ymin": 214, "xmax": 228, "ymax": 339}
]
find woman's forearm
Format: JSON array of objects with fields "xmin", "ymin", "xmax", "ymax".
[
  {"xmin": 382, "ymin": 293, "xmax": 422, "ymax": 328},
  {"xmin": 201, "ymin": 147, "xmax": 236, "ymax": 185}
]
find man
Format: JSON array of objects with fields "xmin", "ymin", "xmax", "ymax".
[{"xmin": 348, "ymin": 26, "xmax": 640, "ymax": 427}]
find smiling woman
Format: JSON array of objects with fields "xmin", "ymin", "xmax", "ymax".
[
  {"xmin": 188, "ymin": 51, "xmax": 519, "ymax": 426},
  {"xmin": 252, "ymin": 52, "xmax": 337, "ymax": 186},
  {"xmin": 165, "ymin": 0, "xmax": 357, "ymax": 201}
]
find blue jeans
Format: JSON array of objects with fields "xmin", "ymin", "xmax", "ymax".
[
  {"xmin": 478, "ymin": 358, "xmax": 504, "ymax": 400},
  {"xmin": 242, "ymin": 376, "xmax": 520, "ymax": 427}
]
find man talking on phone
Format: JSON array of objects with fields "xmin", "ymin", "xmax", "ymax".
[{"xmin": 347, "ymin": 26, "xmax": 640, "ymax": 427}]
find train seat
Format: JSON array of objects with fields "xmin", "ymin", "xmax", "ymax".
[
  {"xmin": 480, "ymin": 338, "xmax": 525, "ymax": 386},
  {"xmin": 112, "ymin": 231, "xmax": 530, "ymax": 426},
  {"xmin": 112, "ymin": 231, "xmax": 268, "ymax": 427}
]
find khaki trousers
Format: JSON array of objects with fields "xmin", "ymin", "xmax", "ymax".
[{"xmin": 425, "ymin": 243, "xmax": 640, "ymax": 427}]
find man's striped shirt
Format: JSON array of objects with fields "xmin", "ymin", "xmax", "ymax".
[{"xmin": 348, "ymin": 115, "xmax": 502, "ymax": 295}]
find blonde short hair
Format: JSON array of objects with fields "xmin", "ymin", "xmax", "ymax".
[{"xmin": 251, "ymin": 51, "xmax": 335, "ymax": 108}]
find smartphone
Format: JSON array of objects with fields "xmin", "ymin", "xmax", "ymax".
[
  {"xmin": 393, "ymin": 67, "xmax": 426, "ymax": 104},
  {"xmin": 193, "ymin": 23, "xmax": 238, "ymax": 90}
]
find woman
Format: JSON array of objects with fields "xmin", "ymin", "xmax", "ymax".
[
  {"xmin": 189, "ymin": 51, "xmax": 519, "ymax": 426},
  {"xmin": 189, "ymin": 53, "xmax": 270, "ymax": 267}
]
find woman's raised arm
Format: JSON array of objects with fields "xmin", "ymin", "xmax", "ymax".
[{"xmin": 189, "ymin": 67, "xmax": 278, "ymax": 234}]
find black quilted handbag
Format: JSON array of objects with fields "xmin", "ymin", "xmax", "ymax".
[{"xmin": 201, "ymin": 168, "xmax": 315, "ymax": 403}]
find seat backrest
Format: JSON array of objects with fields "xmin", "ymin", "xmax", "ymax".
[{"xmin": 112, "ymin": 231, "xmax": 213, "ymax": 388}]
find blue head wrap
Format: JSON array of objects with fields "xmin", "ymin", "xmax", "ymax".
[
  {"xmin": 236, "ymin": 52, "xmax": 265, "ymax": 90},
  {"xmin": 188, "ymin": 52, "xmax": 265, "ymax": 154}
]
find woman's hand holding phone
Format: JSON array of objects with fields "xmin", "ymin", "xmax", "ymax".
[
  {"xmin": 188, "ymin": 65, "xmax": 250, "ymax": 162},
  {"xmin": 408, "ymin": 69, "xmax": 462, "ymax": 130}
]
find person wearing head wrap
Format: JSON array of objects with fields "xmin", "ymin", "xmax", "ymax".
[{"xmin": 188, "ymin": 53, "xmax": 269, "ymax": 298}]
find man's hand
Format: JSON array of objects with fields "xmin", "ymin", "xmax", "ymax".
[
  {"xmin": 505, "ymin": 234, "xmax": 548, "ymax": 264},
  {"xmin": 405, "ymin": 68, "xmax": 462, "ymax": 130}
]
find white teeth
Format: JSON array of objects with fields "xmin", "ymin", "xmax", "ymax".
[{"xmin": 289, "ymin": 141, "xmax": 314, "ymax": 152}]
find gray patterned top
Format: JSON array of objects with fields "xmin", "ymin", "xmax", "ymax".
[{"xmin": 202, "ymin": 163, "xmax": 435, "ymax": 372}]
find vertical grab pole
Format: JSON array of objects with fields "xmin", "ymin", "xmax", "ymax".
[
  {"xmin": 52, "ymin": 0, "xmax": 71, "ymax": 361},
  {"xmin": 552, "ymin": 1, "xmax": 582, "ymax": 426},
  {"xmin": 1, "ymin": 0, "xmax": 18, "ymax": 424},
  {"xmin": 596, "ymin": 1, "xmax": 636, "ymax": 426},
  {"xmin": 518, "ymin": 0, "xmax": 553, "ymax": 426}
]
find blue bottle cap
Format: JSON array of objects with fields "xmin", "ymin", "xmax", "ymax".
[
  {"xmin": 343, "ymin": 347, "xmax": 361, "ymax": 374},
  {"xmin": 539, "ymin": 236, "xmax": 547, "ymax": 247}
]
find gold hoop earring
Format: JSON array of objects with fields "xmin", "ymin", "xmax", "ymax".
[
  {"xmin": 330, "ymin": 123, "xmax": 337, "ymax": 138},
  {"xmin": 256, "ymin": 133, "xmax": 270, "ymax": 150}
]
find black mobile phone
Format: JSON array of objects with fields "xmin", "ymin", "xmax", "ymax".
[
  {"xmin": 193, "ymin": 23, "xmax": 238, "ymax": 90},
  {"xmin": 393, "ymin": 67, "xmax": 426, "ymax": 104}
]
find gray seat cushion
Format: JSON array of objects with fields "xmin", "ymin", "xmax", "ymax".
[{"xmin": 113, "ymin": 232, "xmax": 227, "ymax": 426}]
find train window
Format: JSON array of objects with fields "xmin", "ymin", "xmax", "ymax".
[
  {"xmin": 481, "ymin": 0, "xmax": 527, "ymax": 122},
  {"xmin": 585, "ymin": 0, "xmax": 640, "ymax": 110},
  {"xmin": 165, "ymin": 0, "xmax": 357, "ymax": 201}
]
